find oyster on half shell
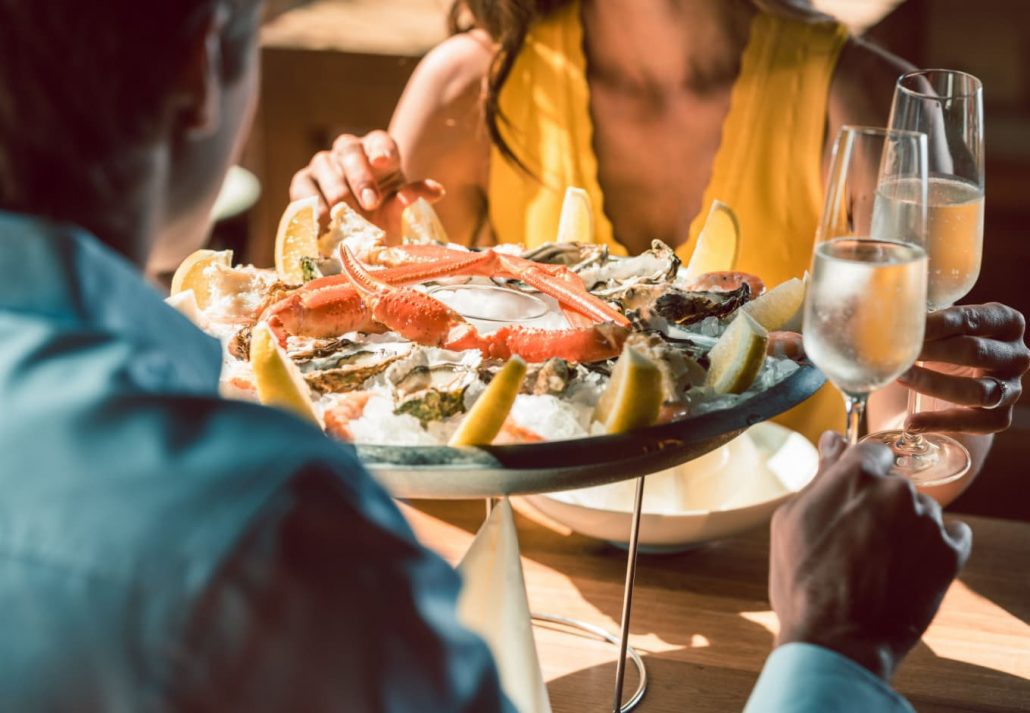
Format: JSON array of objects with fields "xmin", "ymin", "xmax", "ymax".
[
  {"xmin": 625, "ymin": 332, "xmax": 706, "ymax": 404},
  {"xmin": 604, "ymin": 282, "xmax": 752, "ymax": 329},
  {"xmin": 300, "ymin": 342, "xmax": 413, "ymax": 394},
  {"xmin": 521, "ymin": 358, "xmax": 575, "ymax": 396},
  {"xmin": 521, "ymin": 242, "xmax": 608, "ymax": 270},
  {"xmin": 579, "ymin": 240, "xmax": 680, "ymax": 292},
  {"xmin": 387, "ymin": 351, "xmax": 481, "ymax": 427}
]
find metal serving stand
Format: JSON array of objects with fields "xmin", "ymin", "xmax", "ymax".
[{"xmin": 361, "ymin": 364, "xmax": 824, "ymax": 712}]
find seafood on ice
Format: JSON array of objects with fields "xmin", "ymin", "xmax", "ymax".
[{"xmin": 178, "ymin": 201, "xmax": 802, "ymax": 446}]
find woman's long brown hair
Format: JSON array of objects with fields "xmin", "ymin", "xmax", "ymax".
[
  {"xmin": 449, "ymin": 0, "xmax": 573, "ymax": 172},
  {"xmin": 449, "ymin": 0, "xmax": 826, "ymax": 172}
]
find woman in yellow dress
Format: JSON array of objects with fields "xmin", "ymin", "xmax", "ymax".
[{"xmin": 291, "ymin": 0, "xmax": 1029, "ymax": 504}]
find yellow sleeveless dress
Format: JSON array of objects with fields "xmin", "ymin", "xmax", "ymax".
[{"xmin": 487, "ymin": 1, "xmax": 849, "ymax": 443}]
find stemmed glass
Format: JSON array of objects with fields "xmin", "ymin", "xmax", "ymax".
[
  {"xmin": 866, "ymin": 70, "xmax": 985, "ymax": 485},
  {"xmin": 806, "ymin": 127, "xmax": 930, "ymax": 445}
]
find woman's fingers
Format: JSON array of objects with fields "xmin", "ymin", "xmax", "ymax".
[
  {"xmin": 362, "ymin": 130, "xmax": 401, "ymax": 169},
  {"xmin": 906, "ymin": 406, "xmax": 1013, "ymax": 435},
  {"xmin": 924, "ymin": 303, "xmax": 1026, "ymax": 342},
  {"xmin": 897, "ymin": 365, "xmax": 1021, "ymax": 409},
  {"xmin": 310, "ymin": 151, "xmax": 350, "ymax": 208},
  {"xmin": 920, "ymin": 336, "xmax": 1030, "ymax": 372},
  {"xmin": 396, "ymin": 179, "xmax": 446, "ymax": 206},
  {"xmin": 333, "ymin": 135, "xmax": 381, "ymax": 211}
]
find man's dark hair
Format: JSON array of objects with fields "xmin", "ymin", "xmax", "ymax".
[{"xmin": 0, "ymin": 0, "xmax": 257, "ymax": 223}]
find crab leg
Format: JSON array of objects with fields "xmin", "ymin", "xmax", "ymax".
[
  {"xmin": 262, "ymin": 243, "xmax": 631, "ymax": 360},
  {"xmin": 339, "ymin": 247, "xmax": 628, "ymax": 363},
  {"xmin": 260, "ymin": 250, "xmax": 492, "ymax": 344},
  {"xmin": 262, "ymin": 283, "xmax": 377, "ymax": 345},
  {"xmin": 496, "ymin": 253, "xmax": 630, "ymax": 328}
]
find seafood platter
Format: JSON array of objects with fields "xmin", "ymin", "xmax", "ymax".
[{"xmin": 169, "ymin": 197, "xmax": 823, "ymax": 497}]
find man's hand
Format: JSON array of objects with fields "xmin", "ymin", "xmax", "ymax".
[
  {"xmin": 899, "ymin": 303, "xmax": 1029, "ymax": 434},
  {"xmin": 770, "ymin": 433, "xmax": 972, "ymax": 681},
  {"xmin": 289, "ymin": 131, "xmax": 444, "ymax": 238}
]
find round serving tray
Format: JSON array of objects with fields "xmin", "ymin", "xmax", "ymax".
[{"xmin": 360, "ymin": 362, "xmax": 825, "ymax": 499}]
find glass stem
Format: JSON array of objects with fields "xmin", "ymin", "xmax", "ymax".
[
  {"xmin": 843, "ymin": 392, "xmax": 868, "ymax": 446},
  {"xmin": 899, "ymin": 361, "xmax": 929, "ymax": 453}
]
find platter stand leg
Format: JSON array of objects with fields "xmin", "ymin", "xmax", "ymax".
[{"xmin": 612, "ymin": 475, "xmax": 647, "ymax": 712}]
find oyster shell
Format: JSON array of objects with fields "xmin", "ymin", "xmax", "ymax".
[
  {"xmin": 387, "ymin": 351, "xmax": 480, "ymax": 427},
  {"xmin": 654, "ymin": 284, "xmax": 751, "ymax": 325},
  {"xmin": 521, "ymin": 242, "xmax": 608, "ymax": 269},
  {"xmin": 579, "ymin": 240, "xmax": 680, "ymax": 291},
  {"xmin": 290, "ymin": 337, "xmax": 361, "ymax": 365},
  {"xmin": 604, "ymin": 282, "xmax": 752, "ymax": 329},
  {"xmin": 625, "ymin": 332, "xmax": 706, "ymax": 403},
  {"xmin": 300, "ymin": 342, "xmax": 413, "ymax": 394},
  {"xmin": 522, "ymin": 358, "xmax": 574, "ymax": 396}
]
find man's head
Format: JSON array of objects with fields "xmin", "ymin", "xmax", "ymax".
[{"xmin": 0, "ymin": 0, "xmax": 263, "ymax": 267}]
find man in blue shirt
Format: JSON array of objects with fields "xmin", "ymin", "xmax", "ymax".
[{"xmin": 0, "ymin": 0, "xmax": 991, "ymax": 710}]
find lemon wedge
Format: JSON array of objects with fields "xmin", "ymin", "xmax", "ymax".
[
  {"xmin": 555, "ymin": 187, "xmax": 594, "ymax": 244},
  {"xmin": 402, "ymin": 197, "xmax": 449, "ymax": 244},
  {"xmin": 743, "ymin": 276, "xmax": 806, "ymax": 332},
  {"xmin": 594, "ymin": 345, "xmax": 663, "ymax": 433},
  {"xmin": 250, "ymin": 323, "xmax": 321, "ymax": 425},
  {"xmin": 683, "ymin": 199, "xmax": 740, "ymax": 280},
  {"xmin": 170, "ymin": 249, "xmax": 232, "ymax": 310},
  {"xmin": 274, "ymin": 196, "xmax": 320, "ymax": 284},
  {"xmin": 449, "ymin": 357, "xmax": 527, "ymax": 446},
  {"xmin": 705, "ymin": 311, "xmax": 769, "ymax": 394}
]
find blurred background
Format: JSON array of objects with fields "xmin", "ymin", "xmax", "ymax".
[{"xmin": 217, "ymin": 0, "xmax": 1029, "ymax": 519}]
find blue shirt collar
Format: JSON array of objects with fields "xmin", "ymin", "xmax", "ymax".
[{"xmin": 0, "ymin": 210, "xmax": 222, "ymax": 391}]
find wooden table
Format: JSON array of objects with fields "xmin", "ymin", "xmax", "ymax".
[{"xmin": 402, "ymin": 499, "xmax": 1030, "ymax": 713}]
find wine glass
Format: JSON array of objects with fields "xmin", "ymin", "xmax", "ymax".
[
  {"xmin": 866, "ymin": 70, "xmax": 985, "ymax": 485},
  {"xmin": 807, "ymin": 126, "xmax": 930, "ymax": 444}
]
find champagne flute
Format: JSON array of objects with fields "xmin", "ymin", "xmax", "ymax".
[
  {"xmin": 866, "ymin": 70, "xmax": 985, "ymax": 485},
  {"xmin": 808, "ymin": 126, "xmax": 930, "ymax": 444}
]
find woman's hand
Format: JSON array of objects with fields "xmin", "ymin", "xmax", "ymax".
[
  {"xmin": 898, "ymin": 303, "xmax": 1030, "ymax": 434},
  {"xmin": 289, "ymin": 131, "xmax": 445, "ymax": 239}
]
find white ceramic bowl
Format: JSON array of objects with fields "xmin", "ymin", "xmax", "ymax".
[{"xmin": 521, "ymin": 422, "xmax": 818, "ymax": 553}]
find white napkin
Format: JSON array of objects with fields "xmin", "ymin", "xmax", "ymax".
[{"xmin": 457, "ymin": 498, "xmax": 552, "ymax": 713}]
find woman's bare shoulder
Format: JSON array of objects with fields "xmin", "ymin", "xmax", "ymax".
[
  {"xmin": 829, "ymin": 35, "xmax": 916, "ymax": 130},
  {"xmin": 390, "ymin": 30, "xmax": 493, "ymax": 138},
  {"xmin": 420, "ymin": 29, "xmax": 494, "ymax": 88}
]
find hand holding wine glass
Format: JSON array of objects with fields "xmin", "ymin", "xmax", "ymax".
[
  {"xmin": 867, "ymin": 69, "xmax": 1030, "ymax": 485},
  {"xmin": 899, "ymin": 303, "xmax": 1029, "ymax": 434}
]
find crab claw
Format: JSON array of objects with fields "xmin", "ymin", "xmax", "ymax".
[{"xmin": 338, "ymin": 245, "xmax": 467, "ymax": 347}]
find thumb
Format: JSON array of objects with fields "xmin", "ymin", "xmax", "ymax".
[
  {"xmin": 397, "ymin": 179, "xmax": 446, "ymax": 206},
  {"xmin": 817, "ymin": 431, "xmax": 847, "ymax": 468},
  {"xmin": 943, "ymin": 519, "xmax": 973, "ymax": 570}
]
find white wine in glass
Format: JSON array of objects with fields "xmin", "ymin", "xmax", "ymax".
[
  {"xmin": 804, "ymin": 239, "xmax": 928, "ymax": 444},
  {"xmin": 867, "ymin": 69, "xmax": 985, "ymax": 485},
  {"xmin": 872, "ymin": 176, "xmax": 984, "ymax": 310}
]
